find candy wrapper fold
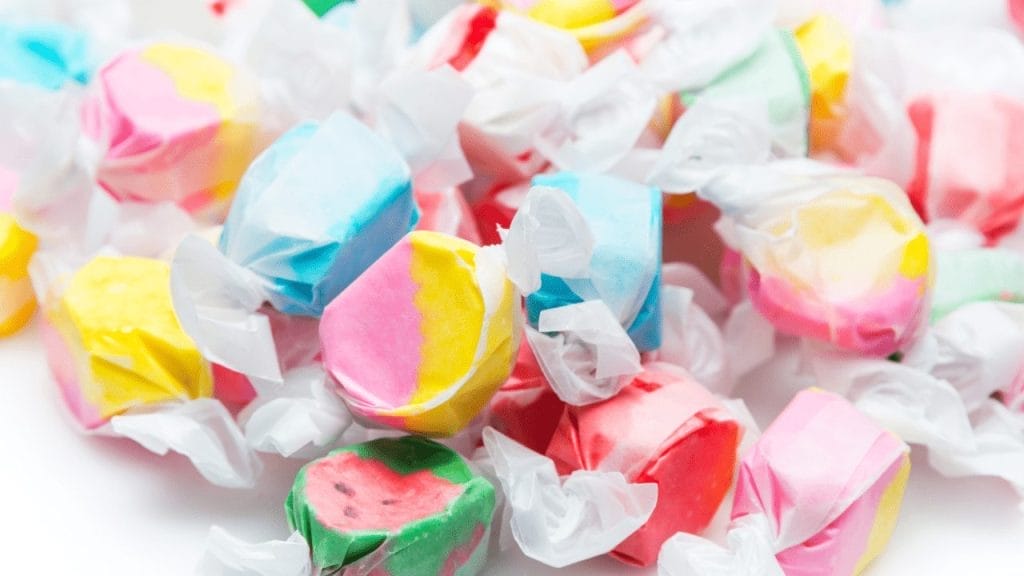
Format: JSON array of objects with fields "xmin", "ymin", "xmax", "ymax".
[
  {"xmin": 110, "ymin": 399, "xmax": 261, "ymax": 489},
  {"xmin": 240, "ymin": 364, "xmax": 353, "ymax": 458},
  {"xmin": 657, "ymin": 514, "xmax": 784, "ymax": 576},
  {"xmin": 525, "ymin": 300, "xmax": 642, "ymax": 406},
  {"xmin": 649, "ymin": 285, "xmax": 729, "ymax": 393},
  {"xmin": 196, "ymin": 527, "xmax": 311, "ymax": 576},
  {"xmin": 482, "ymin": 427, "xmax": 657, "ymax": 568}
]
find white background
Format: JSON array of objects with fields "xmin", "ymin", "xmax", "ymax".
[{"xmin": 3, "ymin": 321, "xmax": 1024, "ymax": 575}]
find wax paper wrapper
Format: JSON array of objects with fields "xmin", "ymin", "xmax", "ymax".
[
  {"xmin": 412, "ymin": 5, "xmax": 655, "ymax": 190},
  {"xmin": 414, "ymin": 186, "xmax": 482, "ymax": 244},
  {"xmin": 488, "ymin": 338, "xmax": 566, "ymax": 454},
  {"xmin": 544, "ymin": 369, "xmax": 742, "ymax": 566},
  {"xmin": 197, "ymin": 527, "xmax": 311, "ymax": 576},
  {"xmin": 839, "ymin": 27, "xmax": 1024, "ymax": 241},
  {"xmin": 321, "ymin": 231, "xmax": 519, "ymax": 437},
  {"xmin": 681, "ymin": 27, "xmax": 809, "ymax": 158},
  {"xmin": 707, "ymin": 170, "xmax": 933, "ymax": 356},
  {"xmin": 0, "ymin": 167, "xmax": 37, "ymax": 336},
  {"xmin": 39, "ymin": 254, "xmax": 259, "ymax": 487},
  {"xmin": 171, "ymin": 112, "xmax": 416, "ymax": 382},
  {"xmin": 0, "ymin": 21, "xmax": 92, "ymax": 90},
  {"xmin": 525, "ymin": 172, "xmax": 662, "ymax": 352},
  {"xmin": 286, "ymin": 436, "xmax": 495, "ymax": 574},
  {"xmin": 482, "ymin": 427, "xmax": 658, "ymax": 568},
  {"xmin": 81, "ymin": 41, "xmax": 264, "ymax": 221},
  {"xmin": 730, "ymin": 389, "xmax": 910, "ymax": 576},
  {"xmin": 481, "ymin": 0, "xmax": 647, "ymax": 54}
]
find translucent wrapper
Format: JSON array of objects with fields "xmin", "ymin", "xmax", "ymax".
[
  {"xmin": 487, "ymin": 339, "xmax": 565, "ymax": 454},
  {"xmin": 171, "ymin": 112, "xmax": 416, "ymax": 382},
  {"xmin": 481, "ymin": 0, "xmax": 647, "ymax": 53},
  {"xmin": 838, "ymin": 27, "xmax": 1024, "ymax": 239},
  {"xmin": 526, "ymin": 172, "xmax": 662, "ymax": 352},
  {"xmin": 793, "ymin": 14, "xmax": 852, "ymax": 153},
  {"xmin": 932, "ymin": 248, "xmax": 1024, "ymax": 321},
  {"xmin": 286, "ymin": 436, "xmax": 495, "ymax": 574},
  {"xmin": 482, "ymin": 427, "xmax": 658, "ymax": 568},
  {"xmin": 683, "ymin": 28, "xmax": 810, "ymax": 157},
  {"xmin": 710, "ymin": 171, "xmax": 933, "ymax": 356},
  {"xmin": 413, "ymin": 5, "xmax": 654, "ymax": 190},
  {"xmin": 81, "ymin": 41, "xmax": 264, "ymax": 221},
  {"xmin": 0, "ymin": 167, "xmax": 37, "ymax": 337},
  {"xmin": 197, "ymin": 527, "xmax": 311, "ymax": 576},
  {"xmin": 40, "ymin": 255, "xmax": 259, "ymax": 487},
  {"xmin": 413, "ymin": 186, "xmax": 482, "ymax": 244},
  {"xmin": 545, "ymin": 369, "xmax": 742, "ymax": 566},
  {"xmin": 0, "ymin": 21, "xmax": 92, "ymax": 90},
  {"xmin": 733, "ymin": 389, "xmax": 910, "ymax": 576},
  {"xmin": 321, "ymin": 231, "xmax": 519, "ymax": 437}
]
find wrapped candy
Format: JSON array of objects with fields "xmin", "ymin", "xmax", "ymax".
[
  {"xmin": 172, "ymin": 111, "xmax": 417, "ymax": 382},
  {"xmin": 40, "ymin": 255, "xmax": 213, "ymax": 429},
  {"xmin": 932, "ymin": 248, "xmax": 1024, "ymax": 320},
  {"xmin": 683, "ymin": 29, "xmax": 810, "ymax": 157},
  {"xmin": 286, "ymin": 436, "xmax": 495, "ymax": 574},
  {"xmin": 481, "ymin": 0, "xmax": 648, "ymax": 53},
  {"xmin": 0, "ymin": 167, "xmax": 37, "ymax": 336},
  {"xmin": 793, "ymin": 14, "xmax": 852, "ymax": 153},
  {"xmin": 81, "ymin": 41, "xmax": 263, "ymax": 220},
  {"xmin": 0, "ymin": 21, "xmax": 91, "ymax": 89},
  {"xmin": 545, "ymin": 369, "xmax": 742, "ymax": 566},
  {"xmin": 414, "ymin": 186, "xmax": 482, "ymax": 244},
  {"xmin": 320, "ymin": 230, "xmax": 519, "ymax": 437},
  {"xmin": 487, "ymin": 338, "xmax": 565, "ymax": 454},
  {"xmin": 526, "ymin": 172, "xmax": 662, "ymax": 352},
  {"xmin": 904, "ymin": 92, "xmax": 1024, "ymax": 241},
  {"xmin": 732, "ymin": 389, "xmax": 911, "ymax": 576},
  {"xmin": 713, "ymin": 171, "xmax": 933, "ymax": 356}
]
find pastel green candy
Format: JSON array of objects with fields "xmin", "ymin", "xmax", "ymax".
[
  {"xmin": 302, "ymin": 0, "xmax": 353, "ymax": 17},
  {"xmin": 932, "ymin": 249, "xmax": 1024, "ymax": 321},
  {"xmin": 286, "ymin": 436, "xmax": 495, "ymax": 575}
]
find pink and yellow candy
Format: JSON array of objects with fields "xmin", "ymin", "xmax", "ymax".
[
  {"xmin": 0, "ymin": 167, "xmax": 37, "ymax": 336},
  {"xmin": 320, "ymin": 231, "xmax": 519, "ymax": 437},
  {"xmin": 742, "ymin": 176, "xmax": 933, "ymax": 356},
  {"xmin": 81, "ymin": 42, "xmax": 262, "ymax": 221},
  {"xmin": 41, "ymin": 256, "xmax": 213, "ymax": 429}
]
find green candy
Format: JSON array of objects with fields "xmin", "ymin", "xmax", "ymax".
[
  {"xmin": 301, "ymin": 0, "xmax": 353, "ymax": 18},
  {"xmin": 932, "ymin": 248, "xmax": 1024, "ymax": 321},
  {"xmin": 286, "ymin": 436, "xmax": 495, "ymax": 575}
]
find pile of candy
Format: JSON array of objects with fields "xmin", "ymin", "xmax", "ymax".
[{"xmin": 2, "ymin": 0, "xmax": 1024, "ymax": 574}]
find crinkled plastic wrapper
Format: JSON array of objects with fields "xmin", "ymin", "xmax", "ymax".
[
  {"xmin": 526, "ymin": 172, "xmax": 662, "ymax": 352},
  {"xmin": 0, "ymin": 21, "xmax": 92, "ymax": 90},
  {"xmin": 217, "ymin": 112, "xmax": 416, "ymax": 317},
  {"xmin": 0, "ymin": 167, "xmax": 37, "ymax": 336},
  {"xmin": 41, "ymin": 255, "xmax": 213, "ymax": 429},
  {"xmin": 732, "ymin": 175, "xmax": 933, "ymax": 356},
  {"xmin": 286, "ymin": 436, "xmax": 495, "ymax": 575},
  {"xmin": 81, "ymin": 42, "xmax": 263, "ymax": 221},
  {"xmin": 733, "ymin": 389, "xmax": 910, "ymax": 576},
  {"xmin": 321, "ymin": 231, "xmax": 519, "ymax": 437},
  {"xmin": 546, "ymin": 369, "xmax": 741, "ymax": 566}
]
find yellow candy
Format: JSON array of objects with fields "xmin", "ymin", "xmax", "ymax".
[
  {"xmin": 483, "ymin": 0, "xmax": 646, "ymax": 53},
  {"xmin": 795, "ymin": 15, "xmax": 853, "ymax": 152},
  {"xmin": 44, "ymin": 256, "xmax": 213, "ymax": 428},
  {"xmin": 0, "ymin": 213, "xmax": 38, "ymax": 336}
]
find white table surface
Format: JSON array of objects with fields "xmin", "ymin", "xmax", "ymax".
[{"xmin": 3, "ymin": 319, "xmax": 1024, "ymax": 575}]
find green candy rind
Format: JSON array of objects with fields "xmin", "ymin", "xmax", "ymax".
[
  {"xmin": 932, "ymin": 249, "xmax": 1024, "ymax": 321},
  {"xmin": 286, "ymin": 436, "xmax": 495, "ymax": 574}
]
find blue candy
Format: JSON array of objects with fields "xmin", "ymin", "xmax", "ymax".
[
  {"xmin": 0, "ymin": 22, "xmax": 91, "ymax": 89},
  {"xmin": 526, "ymin": 172, "xmax": 663, "ymax": 352},
  {"xmin": 219, "ymin": 112, "xmax": 417, "ymax": 317}
]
